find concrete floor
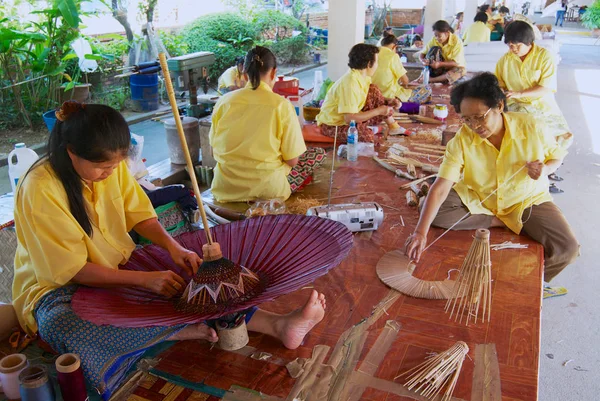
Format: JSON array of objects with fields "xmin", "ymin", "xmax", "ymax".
[{"xmin": 1, "ymin": 33, "xmax": 599, "ymax": 399}]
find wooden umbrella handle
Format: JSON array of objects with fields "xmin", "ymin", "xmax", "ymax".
[{"xmin": 158, "ymin": 53, "xmax": 213, "ymax": 245}]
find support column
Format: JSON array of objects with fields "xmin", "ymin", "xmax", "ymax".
[
  {"xmin": 328, "ymin": 0, "xmax": 366, "ymax": 82},
  {"xmin": 462, "ymin": 0, "xmax": 479, "ymax": 33},
  {"xmin": 423, "ymin": 0, "xmax": 446, "ymax": 43}
]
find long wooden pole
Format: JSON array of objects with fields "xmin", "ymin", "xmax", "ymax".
[{"xmin": 158, "ymin": 53, "xmax": 213, "ymax": 245}]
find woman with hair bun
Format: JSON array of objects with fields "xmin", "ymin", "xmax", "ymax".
[
  {"xmin": 405, "ymin": 73, "xmax": 578, "ymax": 292},
  {"xmin": 372, "ymin": 32, "xmax": 412, "ymax": 102},
  {"xmin": 12, "ymin": 100, "xmax": 329, "ymax": 399},
  {"xmin": 210, "ymin": 46, "xmax": 325, "ymax": 202},
  {"xmin": 419, "ymin": 20, "xmax": 467, "ymax": 84}
]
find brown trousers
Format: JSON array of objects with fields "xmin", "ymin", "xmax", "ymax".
[{"xmin": 432, "ymin": 189, "xmax": 579, "ymax": 282}]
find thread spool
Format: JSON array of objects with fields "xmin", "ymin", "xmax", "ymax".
[
  {"xmin": 19, "ymin": 365, "xmax": 55, "ymax": 401},
  {"xmin": 419, "ymin": 182, "xmax": 430, "ymax": 197},
  {"xmin": 56, "ymin": 354, "xmax": 87, "ymax": 401},
  {"xmin": 406, "ymin": 191, "xmax": 418, "ymax": 207},
  {"xmin": 406, "ymin": 163, "xmax": 417, "ymax": 177},
  {"xmin": 216, "ymin": 320, "xmax": 249, "ymax": 351},
  {"xmin": 0, "ymin": 353, "xmax": 28, "ymax": 399}
]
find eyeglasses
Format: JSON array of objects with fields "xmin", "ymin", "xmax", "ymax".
[{"xmin": 460, "ymin": 108, "xmax": 491, "ymax": 127}]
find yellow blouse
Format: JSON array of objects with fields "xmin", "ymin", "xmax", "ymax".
[
  {"xmin": 422, "ymin": 33, "xmax": 466, "ymax": 68},
  {"xmin": 210, "ymin": 81, "xmax": 307, "ymax": 202},
  {"xmin": 218, "ymin": 66, "xmax": 245, "ymax": 90},
  {"xmin": 372, "ymin": 46, "xmax": 412, "ymax": 101},
  {"xmin": 487, "ymin": 15, "xmax": 504, "ymax": 31},
  {"xmin": 12, "ymin": 161, "xmax": 156, "ymax": 333},
  {"xmin": 316, "ymin": 69, "xmax": 371, "ymax": 127},
  {"xmin": 495, "ymin": 44, "xmax": 559, "ymax": 115},
  {"xmin": 438, "ymin": 113, "xmax": 567, "ymax": 234},
  {"xmin": 463, "ymin": 21, "xmax": 491, "ymax": 45}
]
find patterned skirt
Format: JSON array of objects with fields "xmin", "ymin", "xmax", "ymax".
[
  {"xmin": 35, "ymin": 285, "xmax": 257, "ymax": 400},
  {"xmin": 319, "ymin": 84, "xmax": 388, "ymax": 143},
  {"xmin": 288, "ymin": 147, "xmax": 327, "ymax": 192},
  {"xmin": 425, "ymin": 46, "xmax": 466, "ymax": 84}
]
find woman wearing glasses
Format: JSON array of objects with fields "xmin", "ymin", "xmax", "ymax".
[{"xmin": 405, "ymin": 73, "xmax": 578, "ymax": 290}]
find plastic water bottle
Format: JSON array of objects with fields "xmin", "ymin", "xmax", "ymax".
[
  {"xmin": 347, "ymin": 121, "xmax": 358, "ymax": 162},
  {"xmin": 289, "ymin": 96, "xmax": 304, "ymax": 126},
  {"xmin": 8, "ymin": 143, "xmax": 39, "ymax": 194},
  {"xmin": 423, "ymin": 66, "xmax": 430, "ymax": 85},
  {"xmin": 312, "ymin": 70, "xmax": 324, "ymax": 102}
]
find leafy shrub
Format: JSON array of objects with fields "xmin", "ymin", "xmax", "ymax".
[
  {"xmin": 158, "ymin": 30, "xmax": 190, "ymax": 57},
  {"xmin": 182, "ymin": 13, "xmax": 256, "ymax": 81},
  {"xmin": 253, "ymin": 10, "xmax": 306, "ymax": 40},
  {"xmin": 91, "ymin": 36, "xmax": 131, "ymax": 74},
  {"xmin": 271, "ymin": 35, "xmax": 310, "ymax": 65}
]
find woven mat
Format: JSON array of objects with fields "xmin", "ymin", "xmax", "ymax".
[{"xmin": 0, "ymin": 229, "xmax": 16, "ymax": 303}]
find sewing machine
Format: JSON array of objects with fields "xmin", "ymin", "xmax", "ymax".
[{"xmin": 167, "ymin": 52, "xmax": 216, "ymax": 118}]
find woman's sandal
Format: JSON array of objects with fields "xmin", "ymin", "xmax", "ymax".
[
  {"xmin": 549, "ymin": 183, "xmax": 564, "ymax": 194},
  {"xmin": 548, "ymin": 173, "xmax": 564, "ymax": 182}
]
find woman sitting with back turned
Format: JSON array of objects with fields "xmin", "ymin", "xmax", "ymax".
[
  {"xmin": 463, "ymin": 12, "xmax": 491, "ymax": 45},
  {"xmin": 404, "ymin": 73, "xmax": 579, "ymax": 297},
  {"xmin": 12, "ymin": 101, "xmax": 327, "ymax": 399},
  {"xmin": 317, "ymin": 43, "xmax": 402, "ymax": 143},
  {"xmin": 210, "ymin": 46, "xmax": 325, "ymax": 202},
  {"xmin": 419, "ymin": 20, "xmax": 467, "ymax": 84},
  {"xmin": 495, "ymin": 21, "xmax": 572, "ymax": 189},
  {"xmin": 372, "ymin": 32, "xmax": 413, "ymax": 102}
]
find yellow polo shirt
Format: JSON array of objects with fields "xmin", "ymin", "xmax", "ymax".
[
  {"xmin": 495, "ymin": 44, "xmax": 559, "ymax": 115},
  {"xmin": 218, "ymin": 66, "xmax": 245, "ymax": 91},
  {"xmin": 422, "ymin": 33, "xmax": 466, "ymax": 68},
  {"xmin": 316, "ymin": 69, "xmax": 371, "ymax": 127},
  {"xmin": 210, "ymin": 81, "xmax": 306, "ymax": 202},
  {"xmin": 12, "ymin": 161, "xmax": 156, "ymax": 334},
  {"xmin": 463, "ymin": 21, "xmax": 491, "ymax": 45},
  {"xmin": 487, "ymin": 15, "xmax": 504, "ymax": 31},
  {"xmin": 372, "ymin": 46, "xmax": 412, "ymax": 101},
  {"xmin": 438, "ymin": 112, "xmax": 567, "ymax": 234}
]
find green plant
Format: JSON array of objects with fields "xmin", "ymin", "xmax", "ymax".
[
  {"xmin": 158, "ymin": 31, "xmax": 189, "ymax": 57},
  {"xmin": 182, "ymin": 13, "xmax": 256, "ymax": 81},
  {"xmin": 92, "ymin": 85, "xmax": 130, "ymax": 111},
  {"xmin": 271, "ymin": 34, "xmax": 310, "ymax": 65},
  {"xmin": 227, "ymin": 33, "xmax": 255, "ymax": 49},
  {"xmin": 581, "ymin": 0, "xmax": 600, "ymax": 30},
  {"xmin": 252, "ymin": 9, "xmax": 306, "ymax": 40},
  {"xmin": 91, "ymin": 34, "xmax": 131, "ymax": 74}
]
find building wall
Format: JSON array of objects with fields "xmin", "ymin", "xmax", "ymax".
[{"xmin": 308, "ymin": 8, "xmax": 423, "ymax": 29}]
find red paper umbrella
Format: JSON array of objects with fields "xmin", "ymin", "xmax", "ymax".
[{"xmin": 72, "ymin": 214, "xmax": 353, "ymax": 327}]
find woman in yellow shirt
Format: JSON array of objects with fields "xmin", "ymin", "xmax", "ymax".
[
  {"xmin": 405, "ymin": 73, "xmax": 578, "ymax": 288},
  {"xmin": 210, "ymin": 46, "xmax": 325, "ymax": 202},
  {"xmin": 372, "ymin": 33, "xmax": 412, "ymax": 102},
  {"xmin": 217, "ymin": 56, "xmax": 247, "ymax": 93},
  {"xmin": 419, "ymin": 20, "xmax": 467, "ymax": 84},
  {"xmin": 462, "ymin": 12, "xmax": 491, "ymax": 45},
  {"xmin": 317, "ymin": 43, "xmax": 402, "ymax": 143},
  {"xmin": 12, "ymin": 101, "xmax": 327, "ymax": 399},
  {"xmin": 495, "ymin": 21, "xmax": 572, "ymax": 187}
]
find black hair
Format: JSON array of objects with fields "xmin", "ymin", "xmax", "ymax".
[
  {"xmin": 450, "ymin": 72, "xmax": 506, "ymax": 113},
  {"xmin": 479, "ymin": 4, "xmax": 491, "ymax": 13},
  {"xmin": 456, "ymin": 12, "xmax": 464, "ymax": 18},
  {"xmin": 504, "ymin": 20, "xmax": 535, "ymax": 46},
  {"xmin": 413, "ymin": 34, "xmax": 423, "ymax": 42},
  {"xmin": 383, "ymin": 27, "xmax": 393, "ymax": 32},
  {"xmin": 380, "ymin": 31, "xmax": 398, "ymax": 46},
  {"xmin": 235, "ymin": 56, "xmax": 245, "ymax": 66},
  {"xmin": 22, "ymin": 102, "xmax": 131, "ymax": 236},
  {"xmin": 474, "ymin": 11, "xmax": 489, "ymax": 23},
  {"xmin": 432, "ymin": 20, "xmax": 454, "ymax": 34},
  {"xmin": 499, "ymin": 6, "xmax": 510, "ymax": 14},
  {"xmin": 244, "ymin": 46, "xmax": 277, "ymax": 90},
  {"xmin": 348, "ymin": 43, "xmax": 379, "ymax": 70}
]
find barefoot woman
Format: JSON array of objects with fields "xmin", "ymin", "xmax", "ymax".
[
  {"xmin": 12, "ymin": 102, "xmax": 326, "ymax": 399},
  {"xmin": 405, "ymin": 73, "xmax": 578, "ymax": 285},
  {"xmin": 419, "ymin": 20, "xmax": 467, "ymax": 84}
]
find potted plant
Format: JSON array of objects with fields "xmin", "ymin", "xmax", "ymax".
[{"xmin": 581, "ymin": 0, "xmax": 600, "ymax": 37}]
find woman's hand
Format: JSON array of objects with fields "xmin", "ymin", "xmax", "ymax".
[
  {"xmin": 405, "ymin": 232, "xmax": 428, "ymax": 262},
  {"xmin": 420, "ymin": 57, "xmax": 430, "ymax": 66},
  {"xmin": 430, "ymin": 61, "xmax": 441, "ymax": 69},
  {"xmin": 143, "ymin": 271, "xmax": 186, "ymax": 298},
  {"xmin": 526, "ymin": 160, "xmax": 546, "ymax": 180},
  {"xmin": 169, "ymin": 245, "xmax": 202, "ymax": 275},
  {"xmin": 377, "ymin": 105, "xmax": 395, "ymax": 117},
  {"xmin": 387, "ymin": 98, "xmax": 401, "ymax": 108}
]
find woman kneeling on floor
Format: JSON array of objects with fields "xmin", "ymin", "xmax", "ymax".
[
  {"xmin": 316, "ymin": 43, "xmax": 403, "ymax": 143},
  {"xmin": 12, "ymin": 101, "xmax": 327, "ymax": 399},
  {"xmin": 419, "ymin": 20, "xmax": 467, "ymax": 84},
  {"xmin": 210, "ymin": 46, "xmax": 326, "ymax": 202},
  {"xmin": 405, "ymin": 73, "xmax": 579, "ymax": 296}
]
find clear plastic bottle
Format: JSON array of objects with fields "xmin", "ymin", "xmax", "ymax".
[
  {"xmin": 347, "ymin": 121, "xmax": 358, "ymax": 162},
  {"xmin": 423, "ymin": 66, "xmax": 430, "ymax": 86}
]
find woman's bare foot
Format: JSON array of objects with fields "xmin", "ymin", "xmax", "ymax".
[
  {"xmin": 276, "ymin": 290, "xmax": 326, "ymax": 350},
  {"xmin": 170, "ymin": 323, "xmax": 218, "ymax": 342}
]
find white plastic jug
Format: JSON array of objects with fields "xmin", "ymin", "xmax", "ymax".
[{"xmin": 8, "ymin": 143, "xmax": 39, "ymax": 194}]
